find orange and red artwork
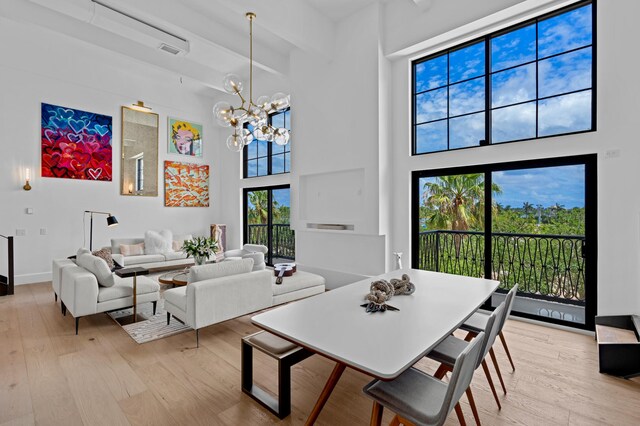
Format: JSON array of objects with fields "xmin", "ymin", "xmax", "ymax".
[
  {"xmin": 164, "ymin": 161, "xmax": 209, "ymax": 207},
  {"xmin": 41, "ymin": 103, "xmax": 112, "ymax": 181}
]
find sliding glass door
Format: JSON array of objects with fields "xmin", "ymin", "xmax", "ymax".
[
  {"xmin": 413, "ymin": 155, "xmax": 597, "ymax": 329},
  {"xmin": 417, "ymin": 173, "xmax": 486, "ymax": 279},
  {"xmin": 244, "ymin": 185, "xmax": 294, "ymax": 265}
]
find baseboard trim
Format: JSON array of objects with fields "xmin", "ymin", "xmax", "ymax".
[
  {"xmin": 15, "ymin": 272, "xmax": 52, "ymax": 285},
  {"xmin": 476, "ymin": 308, "xmax": 595, "ymax": 337}
]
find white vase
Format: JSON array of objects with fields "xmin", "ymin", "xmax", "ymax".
[{"xmin": 194, "ymin": 255, "xmax": 206, "ymax": 265}]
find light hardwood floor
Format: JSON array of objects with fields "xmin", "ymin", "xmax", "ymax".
[{"xmin": 1, "ymin": 283, "xmax": 639, "ymax": 426}]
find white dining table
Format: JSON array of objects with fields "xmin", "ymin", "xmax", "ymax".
[{"xmin": 251, "ymin": 268, "xmax": 499, "ymax": 425}]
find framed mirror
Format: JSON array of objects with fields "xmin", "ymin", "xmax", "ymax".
[{"xmin": 121, "ymin": 106, "xmax": 159, "ymax": 196}]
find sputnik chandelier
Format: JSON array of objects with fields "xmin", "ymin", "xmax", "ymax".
[{"xmin": 213, "ymin": 12, "xmax": 290, "ymax": 152}]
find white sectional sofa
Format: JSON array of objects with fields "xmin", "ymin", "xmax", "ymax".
[
  {"xmin": 110, "ymin": 234, "xmax": 195, "ymax": 270},
  {"xmin": 164, "ymin": 259, "xmax": 326, "ymax": 346},
  {"xmin": 53, "ymin": 249, "xmax": 160, "ymax": 334}
]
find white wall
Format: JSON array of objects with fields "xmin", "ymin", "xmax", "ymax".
[
  {"xmin": 386, "ymin": 0, "xmax": 640, "ymax": 315},
  {"xmin": 0, "ymin": 17, "xmax": 221, "ymax": 283},
  {"xmin": 382, "ymin": 0, "xmax": 525, "ymax": 56},
  {"xmin": 289, "ymin": 4, "xmax": 387, "ymax": 276}
]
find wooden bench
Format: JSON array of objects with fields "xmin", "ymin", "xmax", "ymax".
[
  {"xmin": 595, "ymin": 315, "xmax": 640, "ymax": 379},
  {"xmin": 241, "ymin": 331, "xmax": 313, "ymax": 419}
]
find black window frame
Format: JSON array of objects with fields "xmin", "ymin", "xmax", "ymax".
[
  {"xmin": 242, "ymin": 184, "xmax": 294, "ymax": 265},
  {"xmin": 411, "ymin": 0, "xmax": 596, "ymax": 156},
  {"xmin": 243, "ymin": 107, "xmax": 291, "ymax": 178},
  {"xmin": 411, "ymin": 154, "xmax": 598, "ymax": 330},
  {"xmin": 135, "ymin": 156, "xmax": 144, "ymax": 191}
]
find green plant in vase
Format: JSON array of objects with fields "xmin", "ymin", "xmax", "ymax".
[{"xmin": 182, "ymin": 237, "xmax": 219, "ymax": 265}]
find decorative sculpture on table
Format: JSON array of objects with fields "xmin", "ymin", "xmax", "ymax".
[
  {"xmin": 362, "ymin": 274, "xmax": 415, "ymax": 313},
  {"xmin": 393, "ymin": 252, "xmax": 403, "ymax": 270}
]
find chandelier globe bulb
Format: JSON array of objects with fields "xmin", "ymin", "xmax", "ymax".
[
  {"xmin": 223, "ymin": 74, "xmax": 244, "ymax": 95},
  {"xmin": 226, "ymin": 133, "xmax": 245, "ymax": 152}
]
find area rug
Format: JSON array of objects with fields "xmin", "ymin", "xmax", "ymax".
[{"xmin": 107, "ymin": 281, "xmax": 191, "ymax": 344}]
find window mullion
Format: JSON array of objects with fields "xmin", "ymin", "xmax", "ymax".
[
  {"xmin": 485, "ymin": 36, "xmax": 491, "ymax": 146},
  {"xmin": 535, "ymin": 19, "xmax": 539, "ymax": 139},
  {"xmin": 447, "ymin": 53, "xmax": 450, "ymax": 150}
]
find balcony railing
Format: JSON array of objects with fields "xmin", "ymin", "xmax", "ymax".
[
  {"xmin": 247, "ymin": 224, "xmax": 295, "ymax": 261},
  {"xmin": 418, "ymin": 230, "xmax": 585, "ymax": 304}
]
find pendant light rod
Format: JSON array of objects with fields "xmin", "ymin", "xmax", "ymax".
[{"xmin": 247, "ymin": 12, "xmax": 255, "ymax": 104}]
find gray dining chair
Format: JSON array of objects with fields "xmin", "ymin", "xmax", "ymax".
[
  {"xmin": 460, "ymin": 284, "xmax": 519, "ymax": 396},
  {"xmin": 363, "ymin": 331, "xmax": 486, "ymax": 426},
  {"xmin": 429, "ymin": 302, "xmax": 505, "ymax": 425}
]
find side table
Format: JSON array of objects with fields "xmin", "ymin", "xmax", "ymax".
[
  {"xmin": 159, "ymin": 270, "xmax": 189, "ymax": 287},
  {"xmin": 115, "ymin": 266, "xmax": 149, "ymax": 325}
]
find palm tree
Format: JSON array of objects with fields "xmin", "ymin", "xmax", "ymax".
[
  {"xmin": 522, "ymin": 202, "xmax": 535, "ymax": 217},
  {"xmin": 422, "ymin": 174, "xmax": 501, "ymax": 231},
  {"xmin": 422, "ymin": 174, "xmax": 501, "ymax": 259},
  {"xmin": 248, "ymin": 191, "xmax": 269, "ymax": 224}
]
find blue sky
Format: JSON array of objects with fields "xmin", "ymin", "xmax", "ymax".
[
  {"xmin": 419, "ymin": 164, "xmax": 585, "ymax": 209},
  {"xmin": 493, "ymin": 165, "xmax": 585, "ymax": 208},
  {"xmin": 247, "ymin": 188, "xmax": 290, "ymax": 210},
  {"xmin": 414, "ymin": 3, "xmax": 592, "ymax": 153},
  {"xmin": 245, "ymin": 110, "xmax": 290, "ymax": 177}
]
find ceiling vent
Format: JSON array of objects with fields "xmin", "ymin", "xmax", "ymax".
[
  {"xmin": 158, "ymin": 43, "xmax": 183, "ymax": 55},
  {"xmin": 89, "ymin": 1, "xmax": 189, "ymax": 56}
]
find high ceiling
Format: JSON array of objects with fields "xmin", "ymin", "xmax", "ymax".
[
  {"xmin": 1, "ymin": 0, "xmax": 351, "ymax": 96},
  {"xmin": 306, "ymin": 0, "xmax": 380, "ymax": 21},
  {"xmin": 0, "ymin": 0, "xmax": 521, "ymax": 97}
]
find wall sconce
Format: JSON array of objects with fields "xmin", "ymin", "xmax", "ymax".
[
  {"xmin": 23, "ymin": 168, "xmax": 32, "ymax": 191},
  {"xmin": 129, "ymin": 100, "xmax": 152, "ymax": 112}
]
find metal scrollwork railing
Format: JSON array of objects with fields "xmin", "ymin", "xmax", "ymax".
[
  {"xmin": 418, "ymin": 230, "xmax": 585, "ymax": 304},
  {"xmin": 247, "ymin": 224, "xmax": 295, "ymax": 261}
]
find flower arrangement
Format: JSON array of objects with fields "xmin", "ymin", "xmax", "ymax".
[{"xmin": 181, "ymin": 236, "xmax": 219, "ymax": 265}]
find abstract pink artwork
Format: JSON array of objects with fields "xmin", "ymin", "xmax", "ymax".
[{"xmin": 41, "ymin": 103, "xmax": 113, "ymax": 181}]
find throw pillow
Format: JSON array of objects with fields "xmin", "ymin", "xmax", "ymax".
[
  {"xmin": 172, "ymin": 234, "xmax": 193, "ymax": 252},
  {"xmin": 77, "ymin": 253, "xmax": 115, "ymax": 287},
  {"xmin": 188, "ymin": 258, "xmax": 254, "ymax": 284},
  {"xmin": 92, "ymin": 248, "xmax": 115, "ymax": 269},
  {"xmin": 145, "ymin": 230, "xmax": 172, "ymax": 254},
  {"xmin": 120, "ymin": 243, "xmax": 145, "ymax": 256}
]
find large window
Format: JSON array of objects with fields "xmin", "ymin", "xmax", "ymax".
[
  {"xmin": 244, "ymin": 108, "xmax": 291, "ymax": 178},
  {"xmin": 243, "ymin": 185, "xmax": 294, "ymax": 264},
  {"xmin": 413, "ymin": 155, "xmax": 597, "ymax": 330},
  {"xmin": 412, "ymin": 1, "xmax": 594, "ymax": 155}
]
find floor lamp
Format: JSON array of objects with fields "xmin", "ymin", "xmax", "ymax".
[{"xmin": 85, "ymin": 210, "xmax": 119, "ymax": 251}]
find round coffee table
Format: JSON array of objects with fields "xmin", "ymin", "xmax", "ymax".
[{"xmin": 158, "ymin": 271, "xmax": 189, "ymax": 287}]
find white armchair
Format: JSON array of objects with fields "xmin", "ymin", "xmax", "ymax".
[
  {"xmin": 55, "ymin": 251, "xmax": 160, "ymax": 334},
  {"xmin": 223, "ymin": 244, "xmax": 268, "ymax": 271}
]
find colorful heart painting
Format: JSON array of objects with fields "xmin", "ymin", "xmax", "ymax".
[
  {"xmin": 41, "ymin": 103, "xmax": 112, "ymax": 181},
  {"xmin": 164, "ymin": 161, "xmax": 209, "ymax": 207}
]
